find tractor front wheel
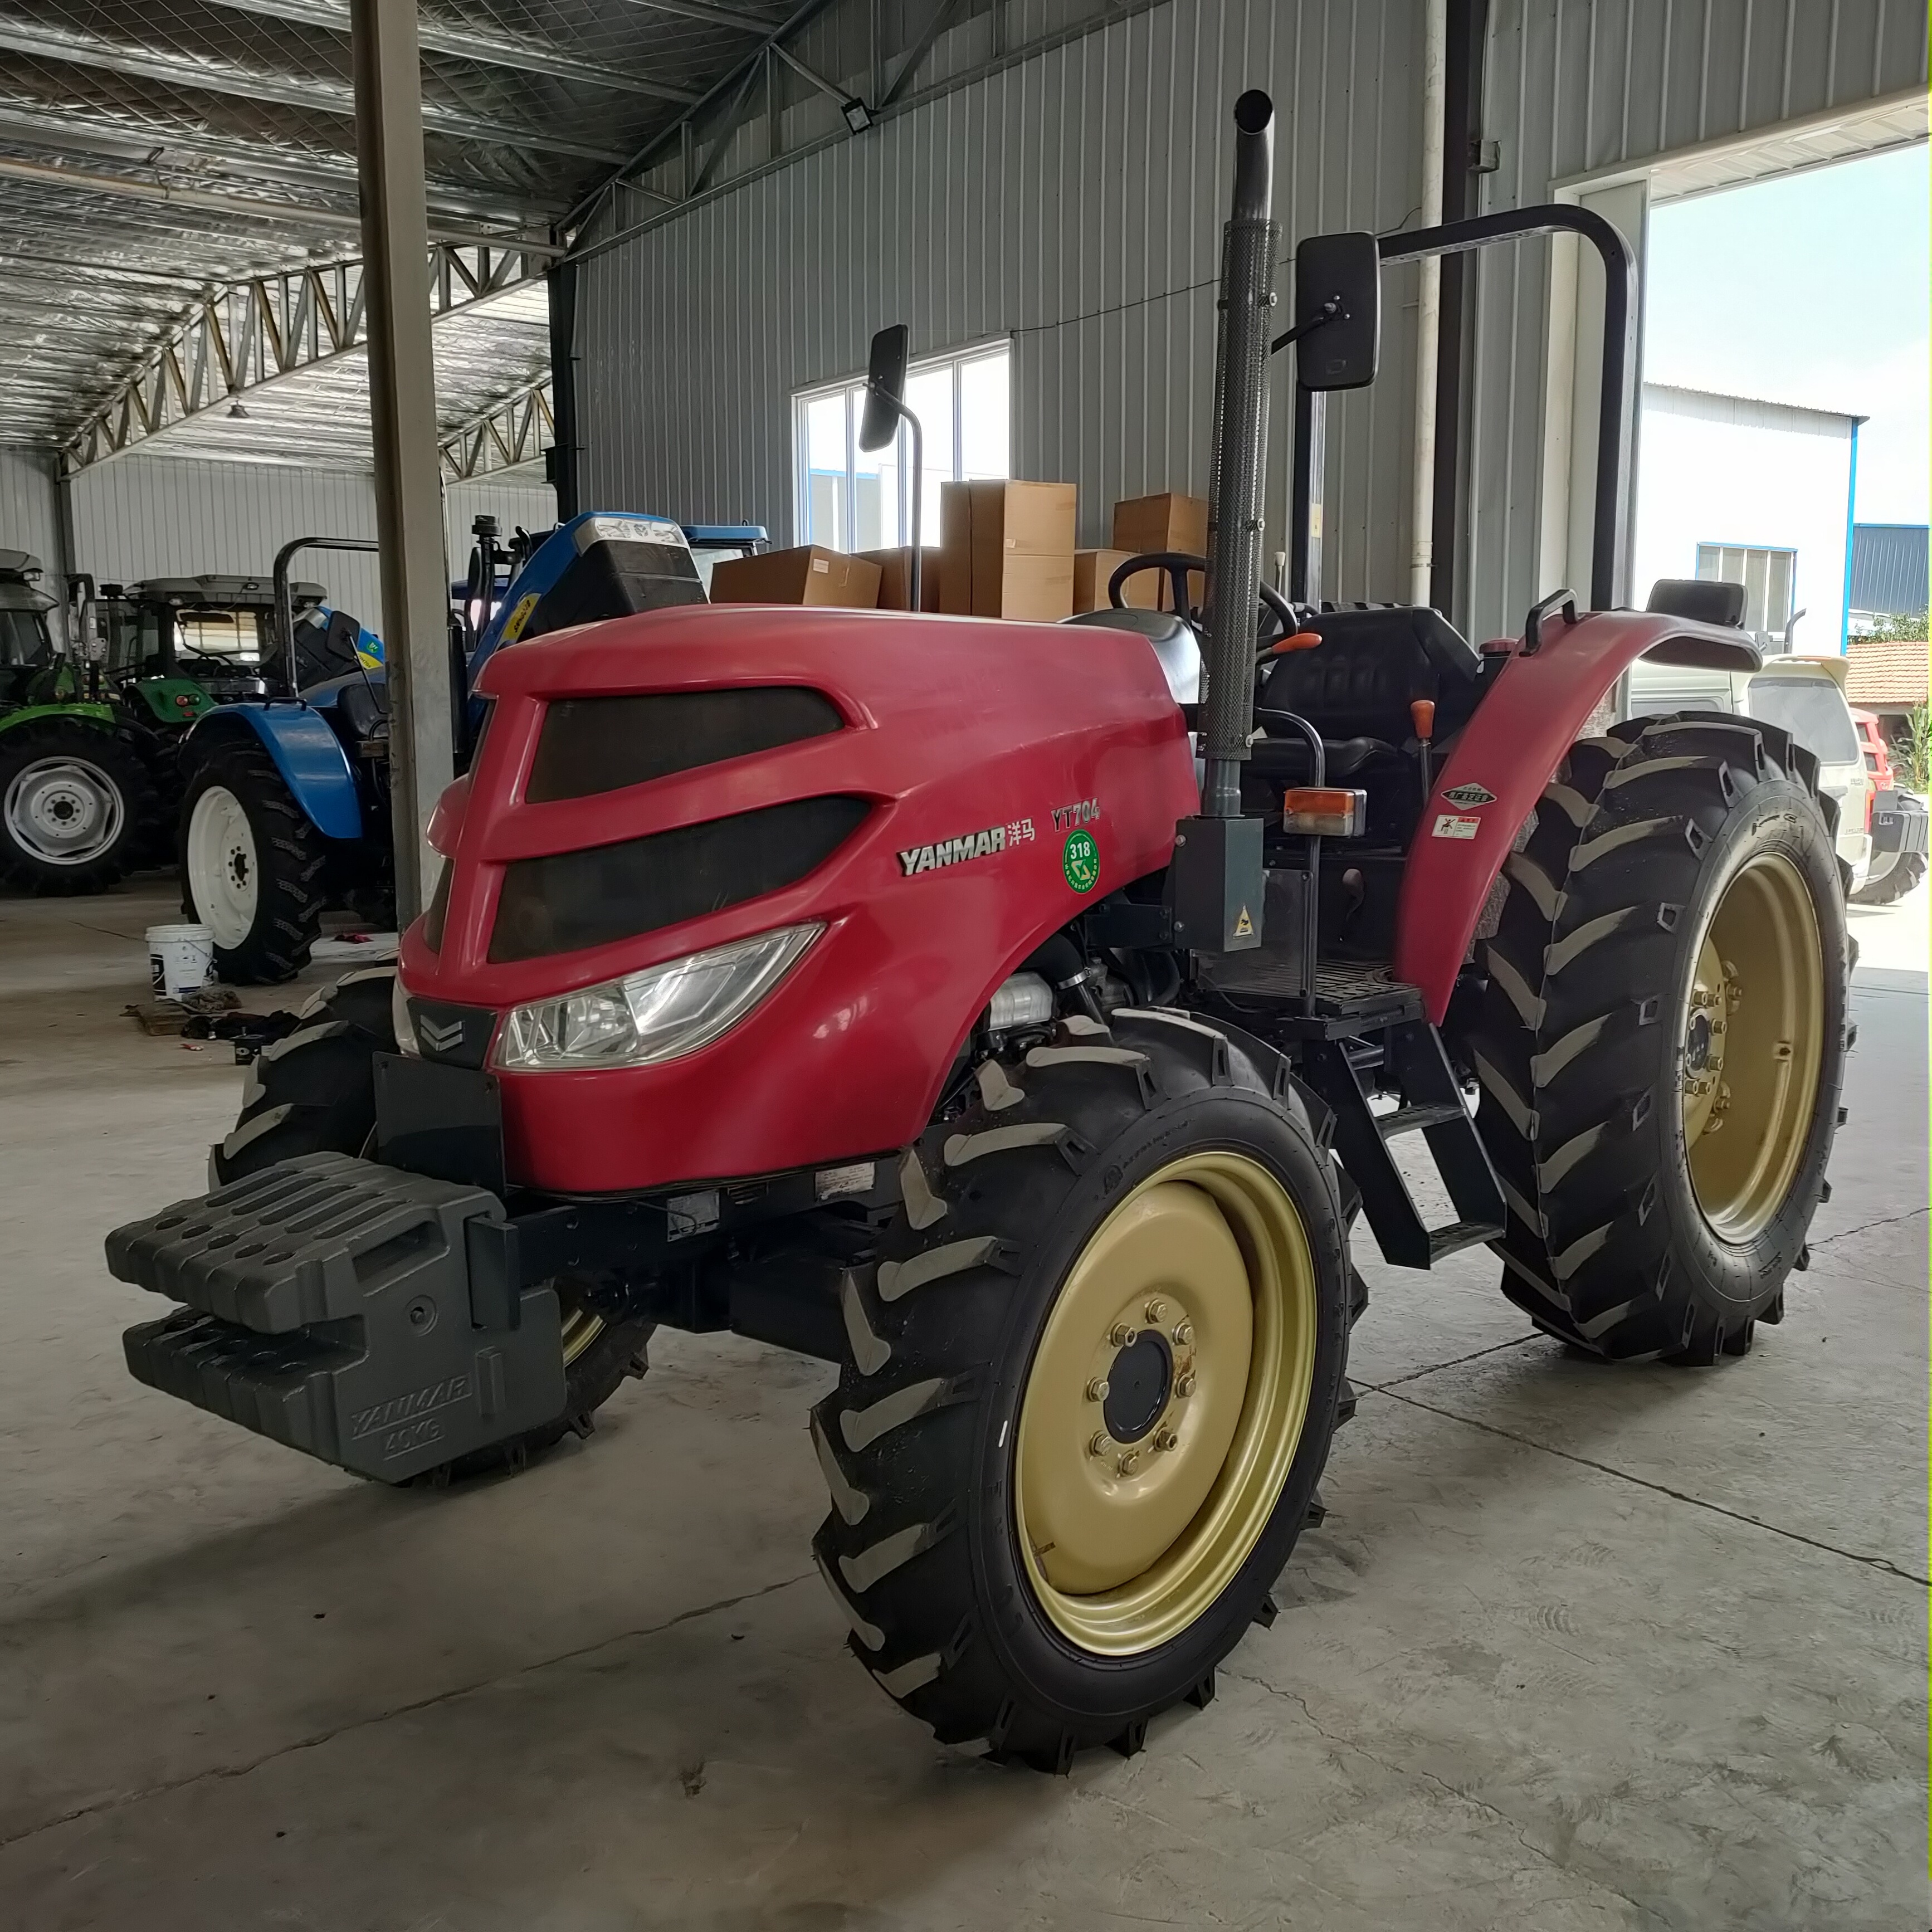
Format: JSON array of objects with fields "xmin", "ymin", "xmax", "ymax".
[
  {"xmin": 214, "ymin": 965, "xmax": 654, "ymax": 1480},
  {"xmin": 1467, "ymin": 713, "xmax": 1849, "ymax": 1363},
  {"xmin": 811, "ymin": 1009, "xmax": 1352, "ymax": 1768}
]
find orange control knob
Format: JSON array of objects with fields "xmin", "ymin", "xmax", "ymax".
[
  {"xmin": 1409, "ymin": 697, "xmax": 1436, "ymax": 743},
  {"xmin": 1270, "ymin": 630, "xmax": 1325, "ymax": 655}
]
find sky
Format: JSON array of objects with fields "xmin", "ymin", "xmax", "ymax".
[{"xmin": 1643, "ymin": 143, "xmax": 1929, "ymax": 526}]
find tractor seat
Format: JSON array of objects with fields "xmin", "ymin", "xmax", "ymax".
[
  {"xmin": 1260, "ymin": 604, "xmax": 1482, "ymax": 744},
  {"xmin": 330, "ymin": 676, "xmax": 389, "ymax": 744},
  {"xmin": 1248, "ymin": 734, "xmax": 1390, "ymax": 783},
  {"xmin": 1061, "ymin": 607, "xmax": 1201, "ymax": 706}
]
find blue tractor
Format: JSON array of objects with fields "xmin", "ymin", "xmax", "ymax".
[{"xmin": 178, "ymin": 515, "xmax": 759, "ymax": 983}]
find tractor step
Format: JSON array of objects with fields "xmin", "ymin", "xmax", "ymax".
[
  {"xmin": 108, "ymin": 1152, "xmax": 565, "ymax": 1482},
  {"xmin": 1377, "ymin": 1101, "xmax": 1466, "ymax": 1138},
  {"xmin": 1427, "ymin": 1218, "xmax": 1507, "ymax": 1263},
  {"xmin": 1302, "ymin": 1017, "xmax": 1506, "ymax": 1272}
]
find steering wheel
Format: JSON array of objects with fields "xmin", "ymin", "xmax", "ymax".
[
  {"xmin": 1108, "ymin": 550, "xmax": 1299, "ymax": 648},
  {"xmin": 1108, "ymin": 550, "xmax": 1204, "ymax": 623}
]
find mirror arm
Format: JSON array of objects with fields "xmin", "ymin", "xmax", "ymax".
[
  {"xmin": 1269, "ymin": 297, "xmax": 1340, "ymax": 357},
  {"xmin": 864, "ymin": 383, "xmax": 925, "ymax": 614}
]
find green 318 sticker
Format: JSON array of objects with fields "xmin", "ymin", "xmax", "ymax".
[{"xmin": 1062, "ymin": 828, "xmax": 1100, "ymax": 893}]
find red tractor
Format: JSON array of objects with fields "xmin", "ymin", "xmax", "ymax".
[{"xmin": 109, "ymin": 91, "xmax": 1848, "ymax": 1771}]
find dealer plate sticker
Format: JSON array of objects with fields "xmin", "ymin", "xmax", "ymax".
[
  {"xmin": 1431, "ymin": 813, "xmax": 1482, "ymax": 841},
  {"xmin": 1440, "ymin": 782, "xmax": 1496, "ymax": 808},
  {"xmin": 1062, "ymin": 828, "xmax": 1101, "ymax": 892}
]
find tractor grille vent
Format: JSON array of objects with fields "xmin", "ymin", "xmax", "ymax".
[
  {"xmin": 489, "ymin": 794, "xmax": 870, "ymax": 964},
  {"xmin": 526, "ymin": 687, "xmax": 843, "ymax": 802}
]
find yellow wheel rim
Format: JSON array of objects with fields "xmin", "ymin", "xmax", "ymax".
[
  {"xmin": 1014, "ymin": 1150, "xmax": 1318, "ymax": 1657},
  {"xmin": 559, "ymin": 1297, "xmax": 604, "ymax": 1368},
  {"xmin": 1682, "ymin": 851, "xmax": 1825, "ymax": 1242}
]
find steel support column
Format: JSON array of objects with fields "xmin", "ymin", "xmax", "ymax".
[{"xmin": 352, "ymin": 0, "xmax": 452, "ymax": 926}]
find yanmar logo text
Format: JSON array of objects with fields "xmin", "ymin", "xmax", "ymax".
[
  {"xmin": 899, "ymin": 824, "xmax": 1009, "ymax": 876},
  {"xmin": 350, "ymin": 1374, "xmax": 470, "ymax": 1442}
]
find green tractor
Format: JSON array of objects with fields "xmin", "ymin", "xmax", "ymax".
[
  {"xmin": 0, "ymin": 559, "xmax": 353, "ymax": 895},
  {"xmin": 0, "ymin": 552, "xmax": 155, "ymax": 894}
]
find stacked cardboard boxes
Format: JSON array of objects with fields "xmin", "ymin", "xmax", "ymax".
[
  {"xmin": 940, "ymin": 481, "xmax": 1077, "ymax": 621},
  {"xmin": 710, "ymin": 545, "xmax": 882, "ymax": 608},
  {"xmin": 861, "ymin": 547, "xmax": 944, "ymax": 612},
  {"xmin": 1110, "ymin": 492, "xmax": 1208, "ymax": 611}
]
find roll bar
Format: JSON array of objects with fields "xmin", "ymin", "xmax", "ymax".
[
  {"xmin": 273, "ymin": 535, "xmax": 380, "ymax": 694},
  {"xmin": 1287, "ymin": 203, "xmax": 1637, "ymax": 614}
]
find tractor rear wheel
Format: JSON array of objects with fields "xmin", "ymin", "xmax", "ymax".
[
  {"xmin": 811, "ymin": 1008, "xmax": 1352, "ymax": 1768},
  {"xmin": 0, "ymin": 717, "xmax": 155, "ymax": 895},
  {"xmin": 213, "ymin": 965, "xmax": 653, "ymax": 1480},
  {"xmin": 180, "ymin": 738, "xmax": 326, "ymax": 984},
  {"xmin": 1466, "ymin": 713, "xmax": 1849, "ymax": 1362}
]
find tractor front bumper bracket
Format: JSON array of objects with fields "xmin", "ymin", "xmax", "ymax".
[{"xmin": 109, "ymin": 1152, "xmax": 564, "ymax": 1483}]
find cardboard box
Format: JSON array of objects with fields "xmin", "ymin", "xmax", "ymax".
[
  {"xmin": 1111, "ymin": 490, "xmax": 1208, "ymax": 555},
  {"xmin": 1072, "ymin": 548, "xmax": 1163, "ymax": 613},
  {"xmin": 861, "ymin": 547, "xmax": 943, "ymax": 613},
  {"xmin": 1111, "ymin": 492, "xmax": 1207, "ymax": 611},
  {"xmin": 710, "ymin": 545, "xmax": 881, "ymax": 609},
  {"xmin": 940, "ymin": 480, "xmax": 1078, "ymax": 619}
]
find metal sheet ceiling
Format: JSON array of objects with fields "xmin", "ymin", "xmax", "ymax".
[{"xmin": 0, "ymin": 0, "xmax": 786, "ymax": 465}]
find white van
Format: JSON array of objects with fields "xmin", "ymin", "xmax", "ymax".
[{"xmin": 1624, "ymin": 648, "xmax": 1872, "ymax": 890}]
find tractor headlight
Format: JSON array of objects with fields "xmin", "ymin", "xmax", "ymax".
[{"xmin": 492, "ymin": 924, "xmax": 822, "ymax": 1073}]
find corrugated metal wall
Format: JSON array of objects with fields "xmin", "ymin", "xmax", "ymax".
[
  {"xmin": 0, "ymin": 445, "xmax": 67, "ymax": 640},
  {"xmin": 69, "ymin": 457, "xmax": 386, "ymax": 626},
  {"xmin": 1467, "ymin": 0, "xmax": 1929, "ymax": 640},
  {"xmin": 577, "ymin": 0, "xmax": 1924, "ymax": 642},
  {"xmin": 578, "ymin": 0, "xmax": 1430, "ymax": 603},
  {"xmin": 57, "ymin": 457, "xmax": 556, "ymax": 638}
]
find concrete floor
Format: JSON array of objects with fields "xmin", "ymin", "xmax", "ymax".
[{"xmin": 1, "ymin": 879, "xmax": 1925, "ymax": 1931}]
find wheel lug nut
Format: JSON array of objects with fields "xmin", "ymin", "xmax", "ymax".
[
  {"xmin": 1144, "ymin": 1297, "xmax": 1167, "ymax": 1325},
  {"xmin": 1174, "ymin": 1372, "xmax": 1196, "ymax": 1398},
  {"xmin": 1088, "ymin": 1432, "xmax": 1111, "ymax": 1458},
  {"xmin": 1085, "ymin": 1377, "xmax": 1110, "ymax": 1402},
  {"xmin": 1153, "ymin": 1427, "xmax": 1179, "ymax": 1451},
  {"xmin": 1116, "ymin": 1449, "xmax": 1140, "ymax": 1476},
  {"xmin": 1172, "ymin": 1320, "xmax": 1193, "ymax": 1346},
  {"xmin": 1109, "ymin": 1323, "xmax": 1138, "ymax": 1348}
]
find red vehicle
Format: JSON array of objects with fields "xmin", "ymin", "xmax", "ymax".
[
  {"xmin": 109, "ymin": 90, "xmax": 1848, "ymax": 1772},
  {"xmin": 1852, "ymin": 705, "xmax": 1929, "ymax": 904}
]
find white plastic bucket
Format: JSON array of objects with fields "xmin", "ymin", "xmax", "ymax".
[{"xmin": 148, "ymin": 923, "xmax": 215, "ymax": 999}]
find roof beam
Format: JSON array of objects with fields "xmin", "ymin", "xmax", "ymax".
[
  {"xmin": 0, "ymin": 102, "xmax": 557, "ymax": 227},
  {"xmin": 616, "ymin": 0, "xmax": 787, "ymax": 32},
  {"xmin": 570, "ymin": 0, "xmax": 840, "ymax": 225},
  {"xmin": 440, "ymin": 380, "xmax": 554, "ymax": 480},
  {"xmin": 190, "ymin": 0, "xmax": 699, "ymax": 105},
  {"xmin": 0, "ymin": 153, "xmax": 560, "ymax": 253},
  {"xmin": 0, "ymin": 18, "xmax": 635, "ymax": 165},
  {"xmin": 62, "ymin": 241, "xmax": 550, "ymax": 475}
]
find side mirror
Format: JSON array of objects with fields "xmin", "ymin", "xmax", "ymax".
[
  {"xmin": 1293, "ymin": 232, "xmax": 1380, "ymax": 391},
  {"xmin": 858, "ymin": 323, "xmax": 909, "ymax": 452}
]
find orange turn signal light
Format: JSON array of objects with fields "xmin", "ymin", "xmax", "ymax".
[
  {"xmin": 1281, "ymin": 787, "xmax": 1368, "ymax": 837},
  {"xmin": 1270, "ymin": 630, "xmax": 1325, "ymax": 655}
]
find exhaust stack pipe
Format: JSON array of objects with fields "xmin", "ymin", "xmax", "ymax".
[{"xmin": 1201, "ymin": 89, "xmax": 1280, "ymax": 819}]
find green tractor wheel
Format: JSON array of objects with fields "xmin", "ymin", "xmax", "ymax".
[{"xmin": 0, "ymin": 714, "xmax": 157, "ymax": 895}]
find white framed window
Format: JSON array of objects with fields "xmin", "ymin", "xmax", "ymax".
[
  {"xmin": 1696, "ymin": 543, "xmax": 1796, "ymax": 634},
  {"xmin": 794, "ymin": 341, "xmax": 1011, "ymax": 550}
]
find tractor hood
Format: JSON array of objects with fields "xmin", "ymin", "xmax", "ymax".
[{"xmin": 398, "ymin": 603, "xmax": 1197, "ymax": 1193}]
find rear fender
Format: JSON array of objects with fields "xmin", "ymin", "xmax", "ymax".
[
  {"xmin": 1393, "ymin": 611, "xmax": 1761, "ymax": 1022},
  {"xmin": 185, "ymin": 705, "xmax": 362, "ymax": 841},
  {"xmin": 0, "ymin": 701, "xmax": 118, "ymax": 735}
]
